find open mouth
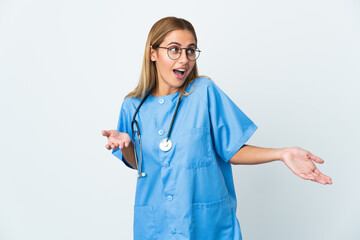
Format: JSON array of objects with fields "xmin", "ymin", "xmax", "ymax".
[{"xmin": 173, "ymin": 69, "xmax": 186, "ymax": 79}]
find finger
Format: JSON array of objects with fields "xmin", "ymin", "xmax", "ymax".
[
  {"xmin": 124, "ymin": 140, "xmax": 130, "ymax": 148},
  {"xmin": 102, "ymin": 130, "xmax": 110, "ymax": 136},
  {"xmin": 314, "ymin": 168, "xmax": 331, "ymax": 180},
  {"xmin": 307, "ymin": 173, "xmax": 320, "ymax": 182},
  {"xmin": 310, "ymin": 170, "xmax": 333, "ymax": 185},
  {"xmin": 298, "ymin": 173, "xmax": 315, "ymax": 181},
  {"xmin": 315, "ymin": 175, "xmax": 332, "ymax": 185},
  {"xmin": 313, "ymin": 177, "xmax": 327, "ymax": 185},
  {"xmin": 318, "ymin": 174, "xmax": 332, "ymax": 184},
  {"xmin": 311, "ymin": 168, "xmax": 332, "ymax": 184},
  {"xmin": 308, "ymin": 152, "xmax": 324, "ymax": 164},
  {"xmin": 105, "ymin": 144, "xmax": 111, "ymax": 150},
  {"xmin": 113, "ymin": 142, "xmax": 119, "ymax": 149},
  {"xmin": 310, "ymin": 172, "xmax": 325, "ymax": 184},
  {"xmin": 328, "ymin": 178, "xmax": 333, "ymax": 184},
  {"xmin": 119, "ymin": 142, "xmax": 125, "ymax": 150}
]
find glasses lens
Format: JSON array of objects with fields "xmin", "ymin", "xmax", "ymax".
[
  {"xmin": 167, "ymin": 46, "xmax": 181, "ymax": 60},
  {"xmin": 166, "ymin": 46, "xmax": 200, "ymax": 61},
  {"xmin": 186, "ymin": 47, "xmax": 199, "ymax": 61}
]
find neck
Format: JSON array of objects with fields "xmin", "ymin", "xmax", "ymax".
[{"xmin": 152, "ymin": 83, "xmax": 179, "ymax": 97}]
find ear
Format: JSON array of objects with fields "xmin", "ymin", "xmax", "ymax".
[{"xmin": 150, "ymin": 46, "xmax": 157, "ymax": 62}]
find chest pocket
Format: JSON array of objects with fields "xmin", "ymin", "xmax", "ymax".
[{"xmin": 175, "ymin": 127, "xmax": 213, "ymax": 169}]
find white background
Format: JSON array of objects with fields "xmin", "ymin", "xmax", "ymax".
[{"xmin": 1, "ymin": 0, "xmax": 359, "ymax": 239}]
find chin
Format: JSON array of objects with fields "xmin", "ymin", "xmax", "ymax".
[{"xmin": 173, "ymin": 78, "xmax": 187, "ymax": 88}]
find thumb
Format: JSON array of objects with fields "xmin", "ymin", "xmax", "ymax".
[
  {"xmin": 102, "ymin": 130, "xmax": 110, "ymax": 136},
  {"xmin": 308, "ymin": 152, "xmax": 324, "ymax": 164}
]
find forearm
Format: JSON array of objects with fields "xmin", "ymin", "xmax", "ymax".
[
  {"xmin": 229, "ymin": 144, "xmax": 286, "ymax": 165},
  {"xmin": 121, "ymin": 142, "xmax": 138, "ymax": 170}
]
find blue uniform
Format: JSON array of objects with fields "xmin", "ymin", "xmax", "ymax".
[{"xmin": 113, "ymin": 77, "xmax": 258, "ymax": 240}]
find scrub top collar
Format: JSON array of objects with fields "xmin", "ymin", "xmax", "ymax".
[
  {"xmin": 149, "ymin": 89, "xmax": 181, "ymax": 103},
  {"xmin": 148, "ymin": 79, "xmax": 198, "ymax": 103}
]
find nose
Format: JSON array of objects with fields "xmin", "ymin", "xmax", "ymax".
[{"xmin": 178, "ymin": 48, "xmax": 189, "ymax": 63}]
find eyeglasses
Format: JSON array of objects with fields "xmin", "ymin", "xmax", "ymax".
[{"xmin": 157, "ymin": 46, "xmax": 201, "ymax": 61}]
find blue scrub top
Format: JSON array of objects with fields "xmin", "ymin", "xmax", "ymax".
[{"xmin": 113, "ymin": 77, "xmax": 258, "ymax": 240}]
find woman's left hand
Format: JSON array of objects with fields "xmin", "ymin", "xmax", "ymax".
[{"xmin": 281, "ymin": 147, "xmax": 332, "ymax": 185}]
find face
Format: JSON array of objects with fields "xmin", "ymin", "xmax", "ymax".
[{"xmin": 150, "ymin": 29, "xmax": 197, "ymax": 95}]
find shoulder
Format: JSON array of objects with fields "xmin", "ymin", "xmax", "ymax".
[
  {"xmin": 187, "ymin": 76, "xmax": 215, "ymax": 90},
  {"xmin": 186, "ymin": 76, "xmax": 223, "ymax": 101},
  {"xmin": 121, "ymin": 96, "xmax": 141, "ymax": 113}
]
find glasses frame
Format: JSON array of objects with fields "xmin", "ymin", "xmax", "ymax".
[{"xmin": 157, "ymin": 46, "xmax": 201, "ymax": 61}]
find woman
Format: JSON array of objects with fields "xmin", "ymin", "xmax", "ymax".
[{"xmin": 102, "ymin": 16, "xmax": 332, "ymax": 240}]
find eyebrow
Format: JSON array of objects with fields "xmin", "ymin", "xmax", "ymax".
[{"xmin": 167, "ymin": 42, "xmax": 197, "ymax": 47}]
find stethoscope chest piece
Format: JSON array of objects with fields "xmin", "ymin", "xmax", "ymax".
[{"xmin": 159, "ymin": 138, "xmax": 172, "ymax": 152}]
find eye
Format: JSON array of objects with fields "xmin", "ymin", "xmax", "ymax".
[
  {"xmin": 187, "ymin": 48, "xmax": 196, "ymax": 55},
  {"xmin": 169, "ymin": 46, "xmax": 180, "ymax": 54}
]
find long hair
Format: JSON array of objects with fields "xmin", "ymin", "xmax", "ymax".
[{"xmin": 125, "ymin": 17, "xmax": 200, "ymax": 99}]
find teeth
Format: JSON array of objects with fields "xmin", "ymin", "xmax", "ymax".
[{"xmin": 175, "ymin": 69, "xmax": 186, "ymax": 72}]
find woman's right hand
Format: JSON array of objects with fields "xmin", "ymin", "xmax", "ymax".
[{"xmin": 101, "ymin": 130, "xmax": 131, "ymax": 151}]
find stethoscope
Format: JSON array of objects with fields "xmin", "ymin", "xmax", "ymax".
[{"xmin": 131, "ymin": 92, "xmax": 183, "ymax": 178}]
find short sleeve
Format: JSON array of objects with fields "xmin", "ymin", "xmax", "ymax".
[
  {"xmin": 207, "ymin": 81, "xmax": 258, "ymax": 162},
  {"xmin": 112, "ymin": 100, "xmax": 135, "ymax": 169}
]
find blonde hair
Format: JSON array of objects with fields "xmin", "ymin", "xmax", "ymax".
[{"xmin": 126, "ymin": 17, "xmax": 201, "ymax": 99}]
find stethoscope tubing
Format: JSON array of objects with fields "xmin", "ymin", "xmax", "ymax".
[
  {"xmin": 131, "ymin": 92, "xmax": 150, "ymax": 177},
  {"xmin": 131, "ymin": 91, "xmax": 182, "ymax": 178}
]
